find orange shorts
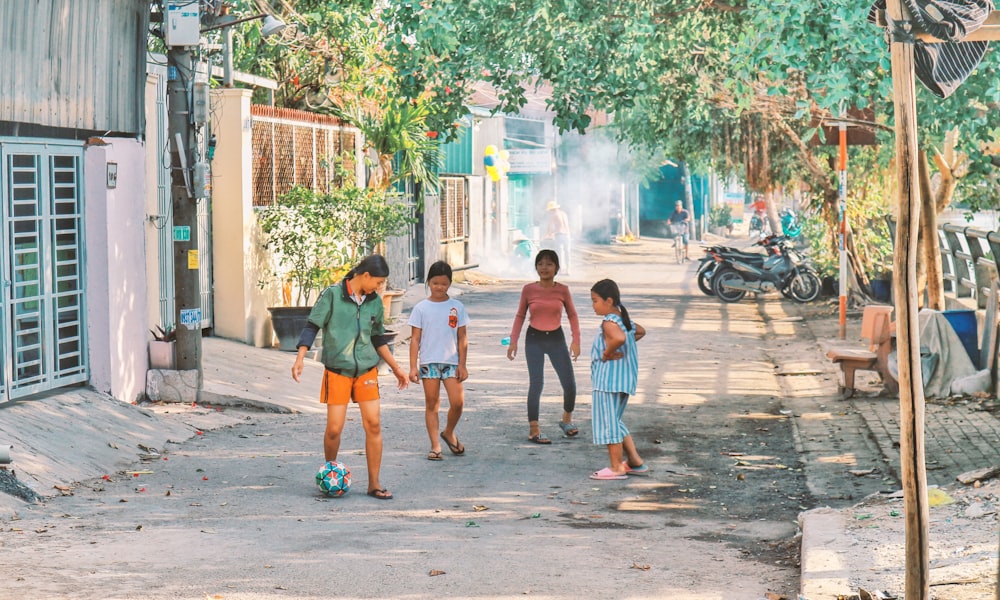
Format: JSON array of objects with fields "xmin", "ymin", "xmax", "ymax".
[{"xmin": 320, "ymin": 367, "xmax": 381, "ymax": 405}]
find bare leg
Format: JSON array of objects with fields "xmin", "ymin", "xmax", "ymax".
[
  {"xmin": 357, "ymin": 399, "xmax": 386, "ymax": 494},
  {"xmin": 323, "ymin": 403, "xmax": 348, "ymax": 462},
  {"xmin": 607, "ymin": 442, "xmax": 627, "ymax": 474},
  {"xmin": 440, "ymin": 377, "xmax": 465, "ymax": 442},
  {"xmin": 422, "ymin": 379, "xmax": 443, "ymax": 453},
  {"xmin": 529, "ymin": 420, "xmax": 542, "ymax": 438},
  {"xmin": 622, "ymin": 435, "xmax": 644, "ymax": 468}
]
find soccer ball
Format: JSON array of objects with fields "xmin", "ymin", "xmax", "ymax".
[{"xmin": 316, "ymin": 461, "xmax": 351, "ymax": 497}]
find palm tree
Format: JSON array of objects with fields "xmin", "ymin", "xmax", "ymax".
[{"xmin": 339, "ymin": 99, "xmax": 441, "ymax": 192}]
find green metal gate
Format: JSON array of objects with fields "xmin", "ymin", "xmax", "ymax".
[{"xmin": 0, "ymin": 140, "xmax": 88, "ymax": 402}]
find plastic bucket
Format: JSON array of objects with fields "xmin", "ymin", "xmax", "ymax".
[
  {"xmin": 870, "ymin": 280, "xmax": 891, "ymax": 302},
  {"xmin": 942, "ymin": 309, "xmax": 979, "ymax": 368}
]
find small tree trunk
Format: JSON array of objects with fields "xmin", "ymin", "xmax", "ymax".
[{"xmin": 918, "ymin": 151, "xmax": 945, "ymax": 310}]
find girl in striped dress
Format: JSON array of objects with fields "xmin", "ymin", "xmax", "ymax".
[{"xmin": 588, "ymin": 279, "xmax": 649, "ymax": 480}]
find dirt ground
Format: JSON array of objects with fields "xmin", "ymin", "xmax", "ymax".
[{"xmin": 837, "ymin": 480, "xmax": 998, "ymax": 600}]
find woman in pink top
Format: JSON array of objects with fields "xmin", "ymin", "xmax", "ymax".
[{"xmin": 507, "ymin": 249, "xmax": 581, "ymax": 443}]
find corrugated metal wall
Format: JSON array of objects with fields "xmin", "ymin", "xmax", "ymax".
[{"xmin": 0, "ymin": 0, "xmax": 149, "ymax": 134}]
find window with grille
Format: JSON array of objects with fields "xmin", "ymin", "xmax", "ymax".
[{"xmin": 440, "ymin": 177, "xmax": 467, "ymax": 243}]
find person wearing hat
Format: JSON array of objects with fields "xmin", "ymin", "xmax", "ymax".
[
  {"xmin": 542, "ymin": 200, "xmax": 571, "ymax": 273},
  {"xmin": 668, "ymin": 200, "xmax": 691, "ymax": 261}
]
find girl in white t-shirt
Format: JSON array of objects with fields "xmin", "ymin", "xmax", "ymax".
[{"xmin": 408, "ymin": 261, "xmax": 470, "ymax": 460}]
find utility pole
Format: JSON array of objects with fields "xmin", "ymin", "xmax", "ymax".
[{"xmin": 164, "ymin": 3, "xmax": 203, "ymax": 384}]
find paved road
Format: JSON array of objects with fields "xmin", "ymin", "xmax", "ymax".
[{"xmin": 0, "ymin": 238, "xmax": 892, "ymax": 600}]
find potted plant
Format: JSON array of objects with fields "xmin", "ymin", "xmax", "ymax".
[
  {"xmin": 148, "ymin": 324, "xmax": 176, "ymax": 369},
  {"xmin": 257, "ymin": 168, "xmax": 415, "ymax": 350},
  {"xmin": 708, "ymin": 204, "xmax": 734, "ymax": 237}
]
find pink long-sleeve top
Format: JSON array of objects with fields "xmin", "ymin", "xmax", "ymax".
[{"xmin": 509, "ymin": 282, "xmax": 581, "ymax": 346}]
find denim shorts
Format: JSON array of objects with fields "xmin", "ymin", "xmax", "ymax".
[{"xmin": 420, "ymin": 363, "xmax": 458, "ymax": 380}]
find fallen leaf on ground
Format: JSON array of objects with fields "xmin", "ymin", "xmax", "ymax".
[
  {"xmin": 473, "ymin": 505, "xmax": 489, "ymax": 512},
  {"xmin": 429, "ymin": 570, "xmax": 446, "ymax": 576},
  {"xmin": 631, "ymin": 562, "xmax": 651, "ymax": 570}
]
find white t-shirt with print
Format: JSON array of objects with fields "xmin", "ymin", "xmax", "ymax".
[{"xmin": 407, "ymin": 298, "xmax": 470, "ymax": 365}]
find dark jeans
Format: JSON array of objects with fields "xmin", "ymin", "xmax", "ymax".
[{"xmin": 524, "ymin": 326, "xmax": 577, "ymax": 422}]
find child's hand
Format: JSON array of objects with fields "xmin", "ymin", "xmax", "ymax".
[
  {"xmin": 409, "ymin": 368, "xmax": 420, "ymax": 384},
  {"xmin": 506, "ymin": 342, "xmax": 518, "ymax": 361},
  {"xmin": 291, "ymin": 357, "xmax": 304, "ymax": 382},
  {"xmin": 602, "ymin": 350, "xmax": 624, "ymax": 362},
  {"xmin": 457, "ymin": 365, "xmax": 469, "ymax": 382},
  {"xmin": 392, "ymin": 366, "xmax": 408, "ymax": 389},
  {"xmin": 569, "ymin": 342, "xmax": 580, "ymax": 361}
]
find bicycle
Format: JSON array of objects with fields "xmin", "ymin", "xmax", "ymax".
[{"xmin": 670, "ymin": 222, "xmax": 688, "ymax": 263}]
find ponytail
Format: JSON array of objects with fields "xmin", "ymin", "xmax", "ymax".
[{"xmin": 591, "ymin": 278, "xmax": 633, "ymax": 331}]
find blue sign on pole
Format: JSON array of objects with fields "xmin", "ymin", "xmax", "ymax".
[{"xmin": 179, "ymin": 308, "xmax": 201, "ymax": 330}]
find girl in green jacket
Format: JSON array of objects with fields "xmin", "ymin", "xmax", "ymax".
[{"xmin": 292, "ymin": 255, "xmax": 408, "ymax": 500}]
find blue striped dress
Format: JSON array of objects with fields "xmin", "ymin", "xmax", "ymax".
[
  {"xmin": 590, "ymin": 313, "xmax": 638, "ymax": 445},
  {"xmin": 590, "ymin": 314, "xmax": 638, "ymax": 394}
]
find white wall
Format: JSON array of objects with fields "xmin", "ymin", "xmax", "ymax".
[{"xmin": 85, "ymin": 140, "xmax": 149, "ymax": 402}]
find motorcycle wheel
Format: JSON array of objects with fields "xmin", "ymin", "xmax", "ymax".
[
  {"xmin": 697, "ymin": 262, "xmax": 715, "ymax": 296},
  {"xmin": 712, "ymin": 267, "xmax": 747, "ymax": 303},
  {"xmin": 789, "ymin": 271, "xmax": 821, "ymax": 303}
]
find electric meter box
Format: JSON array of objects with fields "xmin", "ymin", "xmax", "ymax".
[
  {"xmin": 192, "ymin": 82, "xmax": 210, "ymax": 123},
  {"xmin": 165, "ymin": 1, "xmax": 201, "ymax": 47},
  {"xmin": 193, "ymin": 161, "xmax": 211, "ymax": 199}
]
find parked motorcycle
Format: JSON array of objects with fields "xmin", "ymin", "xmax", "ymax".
[
  {"xmin": 695, "ymin": 238, "xmax": 781, "ymax": 296},
  {"xmin": 710, "ymin": 235, "xmax": 821, "ymax": 303}
]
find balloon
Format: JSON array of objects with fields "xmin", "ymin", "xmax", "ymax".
[
  {"xmin": 484, "ymin": 144, "xmax": 498, "ymax": 156},
  {"xmin": 499, "ymin": 150, "xmax": 510, "ymax": 160},
  {"xmin": 486, "ymin": 165, "xmax": 500, "ymax": 182},
  {"xmin": 484, "ymin": 154, "xmax": 496, "ymax": 167}
]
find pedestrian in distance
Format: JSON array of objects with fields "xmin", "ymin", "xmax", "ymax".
[
  {"xmin": 587, "ymin": 278, "xmax": 649, "ymax": 480},
  {"xmin": 668, "ymin": 200, "xmax": 691, "ymax": 261},
  {"xmin": 291, "ymin": 255, "xmax": 408, "ymax": 501},
  {"xmin": 542, "ymin": 200, "xmax": 571, "ymax": 274},
  {"xmin": 408, "ymin": 261, "xmax": 470, "ymax": 461},
  {"xmin": 507, "ymin": 249, "xmax": 581, "ymax": 444}
]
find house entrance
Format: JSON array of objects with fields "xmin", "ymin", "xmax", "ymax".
[{"xmin": 0, "ymin": 140, "xmax": 88, "ymax": 403}]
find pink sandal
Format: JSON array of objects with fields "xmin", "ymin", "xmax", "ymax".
[{"xmin": 589, "ymin": 467, "xmax": 627, "ymax": 480}]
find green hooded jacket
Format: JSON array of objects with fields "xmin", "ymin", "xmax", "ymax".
[{"xmin": 307, "ymin": 282, "xmax": 386, "ymax": 376}]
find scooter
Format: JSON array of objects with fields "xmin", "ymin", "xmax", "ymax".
[
  {"xmin": 695, "ymin": 238, "xmax": 781, "ymax": 296},
  {"xmin": 711, "ymin": 235, "xmax": 820, "ymax": 303}
]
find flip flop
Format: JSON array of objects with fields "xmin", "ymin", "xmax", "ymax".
[
  {"xmin": 441, "ymin": 432, "xmax": 465, "ymax": 455},
  {"xmin": 623, "ymin": 462, "xmax": 650, "ymax": 475},
  {"xmin": 558, "ymin": 422, "xmax": 580, "ymax": 437},
  {"xmin": 367, "ymin": 488, "xmax": 393, "ymax": 500},
  {"xmin": 589, "ymin": 467, "xmax": 627, "ymax": 481},
  {"xmin": 528, "ymin": 434, "xmax": 551, "ymax": 445},
  {"xmin": 427, "ymin": 450, "xmax": 443, "ymax": 461}
]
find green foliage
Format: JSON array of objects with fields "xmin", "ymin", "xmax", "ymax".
[
  {"xmin": 257, "ymin": 181, "xmax": 414, "ymax": 306},
  {"xmin": 709, "ymin": 204, "xmax": 733, "ymax": 229},
  {"xmin": 338, "ymin": 99, "xmax": 442, "ymax": 192}
]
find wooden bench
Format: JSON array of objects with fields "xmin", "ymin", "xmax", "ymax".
[{"xmin": 827, "ymin": 305, "xmax": 895, "ymax": 398}]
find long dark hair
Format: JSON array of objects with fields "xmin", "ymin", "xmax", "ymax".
[
  {"xmin": 535, "ymin": 249, "xmax": 560, "ymax": 272},
  {"xmin": 591, "ymin": 278, "xmax": 633, "ymax": 332},
  {"xmin": 346, "ymin": 255, "xmax": 390, "ymax": 279},
  {"xmin": 426, "ymin": 260, "xmax": 453, "ymax": 282}
]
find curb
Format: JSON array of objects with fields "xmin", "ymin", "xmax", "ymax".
[{"xmin": 799, "ymin": 507, "xmax": 853, "ymax": 599}]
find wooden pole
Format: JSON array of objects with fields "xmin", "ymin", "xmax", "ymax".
[
  {"xmin": 884, "ymin": 0, "xmax": 930, "ymax": 597},
  {"xmin": 838, "ymin": 119, "xmax": 848, "ymax": 338}
]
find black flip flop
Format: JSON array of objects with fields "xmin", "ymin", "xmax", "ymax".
[
  {"xmin": 367, "ymin": 488, "xmax": 393, "ymax": 500},
  {"xmin": 528, "ymin": 434, "xmax": 552, "ymax": 445},
  {"xmin": 441, "ymin": 431, "xmax": 465, "ymax": 455}
]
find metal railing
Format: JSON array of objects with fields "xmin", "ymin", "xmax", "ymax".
[{"xmin": 938, "ymin": 224, "xmax": 999, "ymax": 309}]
